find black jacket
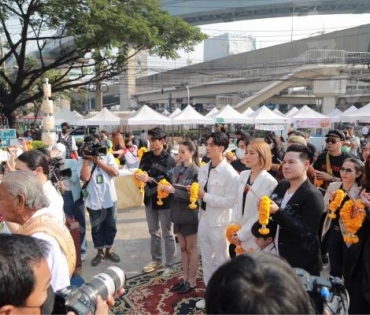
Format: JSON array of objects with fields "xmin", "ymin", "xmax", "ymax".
[
  {"xmin": 270, "ymin": 179, "xmax": 324, "ymax": 275},
  {"xmin": 139, "ymin": 150, "xmax": 176, "ymax": 209}
]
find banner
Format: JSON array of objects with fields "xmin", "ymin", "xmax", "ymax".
[
  {"xmin": 255, "ymin": 124, "xmax": 285, "ymax": 131},
  {"xmin": 293, "ymin": 119, "xmax": 331, "ymax": 129}
]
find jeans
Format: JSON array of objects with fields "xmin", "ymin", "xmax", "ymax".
[
  {"xmin": 62, "ymin": 191, "xmax": 87, "ymax": 254},
  {"xmin": 87, "ymin": 206, "xmax": 117, "ymax": 249},
  {"xmin": 327, "ymin": 226, "xmax": 347, "ymax": 277}
]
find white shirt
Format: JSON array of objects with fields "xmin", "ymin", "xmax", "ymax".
[
  {"xmin": 79, "ymin": 153, "xmax": 118, "ymax": 210},
  {"xmin": 31, "ymin": 210, "xmax": 70, "ymax": 291},
  {"xmin": 60, "ymin": 133, "xmax": 78, "ymax": 151},
  {"xmin": 123, "ymin": 146, "xmax": 140, "ymax": 165},
  {"xmin": 43, "ymin": 180, "xmax": 65, "ymax": 222}
]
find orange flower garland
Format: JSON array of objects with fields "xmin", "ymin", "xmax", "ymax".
[
  {"xmin": 157, "ymin": 178, "xmax": 170, "ymax": 205},
  {"xmin": 316, "ymin": 179, "xmax": 324, "ymax": 187},
  {"xmin": 340, "ymin": 199, "xmax": 366, "ymax": 244},
  {"xmin": 133, "ymin": 169, "xmax": 146, "ymax": 194},
  {"xmin": 189, "ymin": 182, "xmax": 199, "ymax": 209},
  {"xmin": 138, "ymin": 147, "xmax": 147, "ymax": 160},
  {"xmin": 328, "ymin": 189, "xmax": 346, "ymax": 219},
  {"xmin": 225, "ymin": 223, "xmax": 246, "ymax": 254},
  {"xmin": 258, "ymin": 196, "xmax": 271, "ymax": 235}
]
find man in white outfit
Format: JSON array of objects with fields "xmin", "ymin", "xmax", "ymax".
[{"xmin": 196, "ymin": 131, "xmax": 239, "ymax": 309}]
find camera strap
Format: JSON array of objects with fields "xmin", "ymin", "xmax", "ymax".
[{"xmin": 81, "ymin": 163, "xmax": 98, "ymax": 191}]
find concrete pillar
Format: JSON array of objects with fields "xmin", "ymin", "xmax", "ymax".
[{"xmin": 321, "ymin": 96, "xmax": 336, "ymax": 114}]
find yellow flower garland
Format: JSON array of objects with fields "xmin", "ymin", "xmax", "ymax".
[
  {"xmin": 157, "ymin": 178, "xmax": 170, "ymax": 205},
  {"xmin": 200, "ymin": 161, "xmax": 207, "ymax": 167},
  {"xmin": 328, "ymin": 189, "xmax": 346, "ymax": 219},
  {"xmin": 189, "ymin": 182, "xmax": 199, "ymax": 209},
  {"xmin": 225, "ymin": 223, "xmax": 246, "ymax": 254},
  {"xmin": 340, "ymin": 199, "xmax": 366, "ymax": 244},
  {"xmin": 133, "ymin": 169, "xmax": 146, "ymax": 194},
  {"xmin": 138, "ymin": 147, "xmax": 147, "ymax": 160},
  {"xmin": 258, "ymin": 196, "xmax": 271, "ymax": 235},
  {"xmin": 316, "ymin": 179, "xmax": 324, "ymax": 187}
]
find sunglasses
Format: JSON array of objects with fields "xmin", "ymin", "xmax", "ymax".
[
  {"xmin": 325, "ymin": 138, "xmax": 340, "ymax": 144},
  {"xmin": 340, "ymin": 167, "xmax": 354, "ymax": 173}
]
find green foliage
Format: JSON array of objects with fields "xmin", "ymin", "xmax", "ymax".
[
  {"xmin": 31, "ymin": 141, "xmax": 47, "ymax": 149},
  {"xmin": 0, "ymin": 0, "xmax": 207, "ymax": 124}
]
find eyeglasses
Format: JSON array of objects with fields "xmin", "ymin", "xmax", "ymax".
[
  {"xmin": 325, "ymin": 138, "xmax": 340, "ymax": 144},
  {"xmin": 340, "ymin": 167, "xmax": 354, "ymax": 173}
]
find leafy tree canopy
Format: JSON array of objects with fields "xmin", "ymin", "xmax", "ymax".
[{"xmin": 0, "ymin": 0, "xmax": 207, "ymax": 124}]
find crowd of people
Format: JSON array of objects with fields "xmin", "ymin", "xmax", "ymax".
[{"xmin": 1, "ymin": 121, "xmax": 370, "ymax": 314}]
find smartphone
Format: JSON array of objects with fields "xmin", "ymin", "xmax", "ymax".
[{"xmin": 9, "ymin": 139, "xmax": 21, "ymax": 146}]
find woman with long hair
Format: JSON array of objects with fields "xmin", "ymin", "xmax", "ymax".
[
  {"xmin": 231, "ymin": 139, "xmax": 278, "ymax": 253},
  {"xmin": 322, "ymin": 158, "xmax": 364, "ymax": 278},
  {"xmin": 158, "ymin": 140, "xmax": 200, "ymax": 294},
  {"xmin": 111, "ymin": 132, "xmax": 126, "ymax": 166},
  {"xmin": 122, "ymin": 138, "xmax": 140, "ymax": 169}
]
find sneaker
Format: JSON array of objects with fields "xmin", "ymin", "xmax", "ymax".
[
  {"xmin": 105, "ymin": 251, "xmax": 120, "ymax": 263},
  {"xmin": 195, "ymin": 299, "xmax": 206, "ymax": 309},
  {"xmin": 161, "ymin": 267, "xmax": 174, "ymax": 280},
  {"xmin": 81, "ymin": 252, "xmax": 87, "ymax": 262},
  {"xmin": 142, "ymin": 260, "xmax": 162, "ymax": 273},
  {"xmin": 91, "ymin": 253, "xmax": 104, "ymax": 267}
]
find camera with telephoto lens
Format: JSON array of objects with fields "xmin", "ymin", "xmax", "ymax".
[
  {"xmin": 294, "ymin": 268, "xmax": 349, "ymax": 315},
  {"xmin": 81, "ymin": 135, "xmax": 107, "ymax": 158},
  {"xmin": 49, "ymin": 157, "xmax": 72, "ymax": 184},
  {"xmin": 53, "ymin": 266, "xmax": 125, "ymax": 315}
]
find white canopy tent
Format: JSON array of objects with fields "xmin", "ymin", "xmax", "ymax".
[
  {"xmin": 54, "ymin": 108, "xmax": 85, "ymax": 125},
  {"xmin": 343, "ymin": 103, "xmax": 370, "ymax": 122},
  {"xmin": 85, "ymin": 107, "xmax": 121, "ymax": 126},
  {"xmin": 72, "ymin": 110, "xmax": 84, "ymax": 118},
  {"xmin": 205, "ymin": 107, "xmax": 218, "ymax": 117},
  {"xmin": 289, "ymin": 105, "xmax": 331, "ymax": 128},
  {"xmin": 285, "ymin": 107, "xmax": 299, "ymax": 117},
  {"xmin": 247, "ymin": 106, "xmax": 290, "ymax": 124},
  {"xmin": 211, "ymin": 105, "xmax": 252, "ymax": 124},
  {"xmin": 169, "ymin": 108, "xmax": 182, "ymax": 117},
  {"xmin": 123, "ymin": 105, "xmax": 172, "ymax": 125},
  {"xmin": 340, "ymin": 105, "xmax": 360, "ymax": 122},
  {"xmin": 162, "ymin": 109, "xmax": 170, "ymax": 116},
  {"xmin": 171, "ymin": 105, "xmax": 214, "ymax": 125},
  {"xmin": 326, "ymin": 108, "xmax": 342, "ymax": 123},
  {"xmin": 242, "ymin": 107, "xmax": 254, "ymax": 116},
  {"xmin": 273, "ymin": 108, "xmax": 285, "ymax": 116}
]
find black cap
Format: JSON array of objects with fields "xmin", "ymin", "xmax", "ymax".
[{"xmin": 325, "ymin": 130, "xmax": 345, "ymax": 141}]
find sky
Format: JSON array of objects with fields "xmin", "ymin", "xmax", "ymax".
[{"xmin": 147, "ymin": 13, "xmax": 370, "ymax": 72}]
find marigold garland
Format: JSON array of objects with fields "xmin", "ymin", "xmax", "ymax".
[
  {"xmin": 340, "ymin": 199, "xmax": 366, "ymax": 244},
  {"xmin": 225, "ymin": 223, "xmax": 246, "ymax": 254},
  {"xmin": 258, "ymin": 195, "xmax": 271, "ymax": 235},
  {"xmin": 157, "ymin": 178, "xmax": 170, "ymax": 205},
  {"xmin": 200, "ymin": 161, "xmax": 207, "ymax": 166},
  {"xmin": 138, "ymin": 147, "xmax": 147, "ymax": 160},
  {"xmin": 328, "ymin": 189, "xmax": 346, "ymax": 219},
  {"xmin": 189, "ymin": 182, "xmax": 199, "ymax": 209},
  {"xmin": 133, "ymin": 169, "xmax": 146, "ymax": 194},
  {"xmin": 316, "ymin": 179, "xmax": 324, "ymax": 187}
]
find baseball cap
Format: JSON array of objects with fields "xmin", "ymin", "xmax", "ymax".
[{"xmin": 325, "ymin": 130, "xmax": 345, "ymax": 141}]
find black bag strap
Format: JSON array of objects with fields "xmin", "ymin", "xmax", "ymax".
[{"xmin": 82, "ymin": 163, "xmax": 98, "ymax": 190}]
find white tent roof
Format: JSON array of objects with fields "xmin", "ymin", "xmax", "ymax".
[
  {"xmin": 206, "ymin": 107, "xmax": 218, "ymax": 117},
  {"xmin": 247, "ymin": 106, "xmax": 290, "ymax": 124},
  {"xmin": 123, "ymin": 105, "xmax": 172, "ymax": 125},
  {"xmin": 169, "ymin": 108, "xmax": 182, "ymax": 117},
  {"xmin": 326, "ymin": 108, "xmax": 342, "ymax": 122},
  {"xmin": 85, "ymin": 107, "xmax": 121, "ymax": 125},
  {"xmin": 343, "ymin": 103, "xmax": 370, "ymax": 122},
  {"xmin": 54, "ymin": 108, "xmax": 85, "ymax": 125},
  {"xmin": 285, "ymin": 107, "xmax": 299, "ymax": 117},
  {"xmin": 162, "ymin": 109, "xmax": 170, "ymax": 116},
  {"xmin": 72, "ymin": 110, "xmax": 84, "ymax": 118},
  {"xmin": 242, "ymin": 107, "xmax": 254, "ymax": 116},
  {"xmin": 289, "ymin": 105, "xmax": 332, "ymax": 128},
  {"xmin": 212, "ymin": 105, "xmax": 252, "ymax": 124},
  {"xmin": 273, "ymin": 108, "xmax": 285, "ymax": 116},
  {"xmin": 171, "ymin": 105, "xmax": 214, "ymax": 125},
  {"xmin": 340, "ymin": 105, "xmax": 359, "ymax": 122}
]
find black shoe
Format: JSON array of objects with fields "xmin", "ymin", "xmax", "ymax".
[
  {"xmin": 177, "ymin": 282, "xmax": 196, "ymax": 294},
  {"xmin": 322, "ymin": 254, "xmax": 329, "ymax": 264},
  {"xmin": 170, "ymin": 279, "xmax": 185, "ymax": 292},
  {"xmin": 91, "ymin": 253, "xmax": 104, "ymax": 267},
  {"xmin": 105, "ymin": 251, "xmax": 120, "ymax": 263}
]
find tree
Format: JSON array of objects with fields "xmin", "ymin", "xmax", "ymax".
[{"xmin": 0, "ymin": 0, "xmax": 207, "ymax": 125}]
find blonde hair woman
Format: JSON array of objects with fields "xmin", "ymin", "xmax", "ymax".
[{"xmin": 231, "ymin": 139, "xmax": 278, "ymax": 253}]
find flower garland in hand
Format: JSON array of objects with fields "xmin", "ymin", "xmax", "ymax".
[
  {"xmin": 328, "ymin": 189, "xmax": 346, "ymax": 219},
  {"xmin": 138, "ymin": 147, "xmax": 147, "ymax": 160},
  {"xmin": 189, "ymin": 182, "xmax": 199, "ymax": 209},
  {"xmin": 340, "ymin": 199, "xmax": 366, "ymax": 244},
  {"xmin": 316, "ymin": 179, "xmax": 324, "ymax": 187},
  {"xmin": 258, "ymin": 196, "xmax": 271, "ymax": 235},
  {"xmin": 225, "ymin": 223, "xmax": 246, "ymax": 254},
  {"xmin": 157, "ymin": 178, "xmax": 170, "ymax": 205},
  {"xmin": 133, "ymin": 169, "xmax": 146, "ymax": 194}
]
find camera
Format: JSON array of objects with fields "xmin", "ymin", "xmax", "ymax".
[
  {"xmin": 49, "ymin": 157, "xmax": 72, "ymax": 184},
  {"xmin": 81, "ymin": 136, "xmax": 107, "ymax": 158},
  {"xmin": 294, "ymin": 268, "xmax": 349, "ymax": 315},
  {"xmin": 53, "ymin": 266, "xmax": 125, "ymax": 315}
]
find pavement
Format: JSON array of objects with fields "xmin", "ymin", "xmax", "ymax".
[{"xmin": 80, "ymin": 205, "xmax": 182, "ymax": 282}]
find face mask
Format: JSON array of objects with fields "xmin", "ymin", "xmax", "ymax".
[
  {"xmin": 41, "ymin": 286, "xmax": 55, "ymax": 315},
  {"xmin": 235, "ymin": 148, "xmax": 246, "ymax": 159},
  {"xmin": 342, "ymin": 146, "xmax": 350, "ymax": 153},
  {"xmin": 61, "ymin": 128, "xmax": 68, "ymax": 134}
]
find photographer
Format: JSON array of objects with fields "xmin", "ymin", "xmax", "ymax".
[{"xmin": 80, "ymin": 135, "xmax": 120, "ymax": 267}]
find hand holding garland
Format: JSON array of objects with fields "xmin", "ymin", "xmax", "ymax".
[
  {"xmin": 157, "ymin": 179, "xmax": 171, "ymax": 205},
  {"xmin": 225, "ymin": 223, "xmax": 245, "ymax": 254}
]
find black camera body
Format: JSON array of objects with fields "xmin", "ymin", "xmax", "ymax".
[
  {"xmin": 49, "ymin": 157, "xmax": 72, "ymax": 183},
  {"xmin": 53, "ymin": 266, "xmax": 125, "ymax": 315},
  {"xmin": 294, "ymin": 268, "xmax": 349, "ymax": 314},
  {"xmin": 81, "ymin": 141, "xmax": 107, "ymax": 158}
]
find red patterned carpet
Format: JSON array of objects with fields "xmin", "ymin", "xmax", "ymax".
[{"xmin": 112, "ymin": 263, "xmax": 206, "ymax": 314}]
